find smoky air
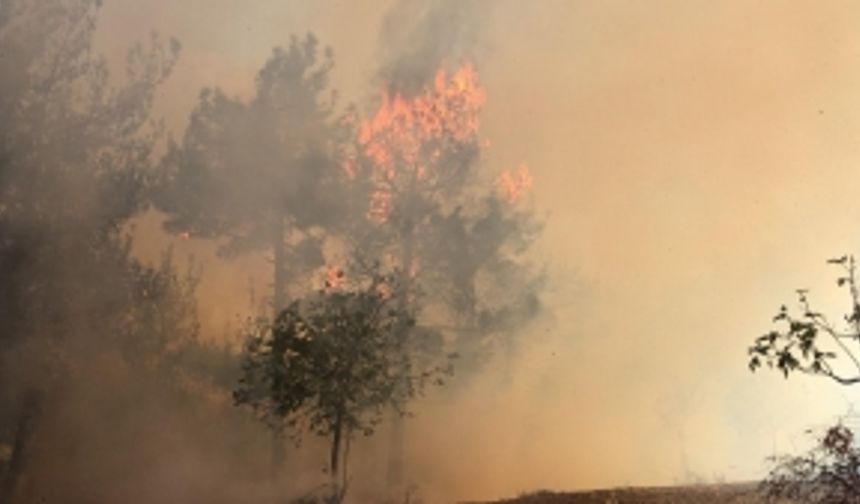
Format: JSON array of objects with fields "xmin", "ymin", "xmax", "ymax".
[{"xmin": 1, "ymin": 1, "xmax": 857, "ymax": 503}]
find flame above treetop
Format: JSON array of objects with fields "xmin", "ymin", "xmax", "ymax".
[
  {"xmin": 358, "ymin": 64, "xmax": 485, "ymax": 182},
  {"xmin": 350, "ymin": 63, "xmax": 531, "ymax": 223}
]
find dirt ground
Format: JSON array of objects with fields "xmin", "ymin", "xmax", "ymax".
[{"xmin": 466, "ymin": 483, "xmax": 771, "ymax": 504}]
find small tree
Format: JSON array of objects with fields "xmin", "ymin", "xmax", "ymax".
[
  {"xmin": 234, "ymin": 266, "xmax": 454, "ymax": 501},
  {"xmin": 760, "ymin": 422, "xmax": 860, "ymax": 503},
  {"xmin": 749, "ymin": 255, "xmax": 860, "ymax": 385}
]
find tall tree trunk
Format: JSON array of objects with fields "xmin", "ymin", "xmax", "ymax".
[
  {"xmin": 271, "ymin": 212, "xmax": 287, "ymax": 473},
  {"xmin": 272, "ymin": 212, "xmax": 287, "ymax": 313},
  {"xmin": 1, "ymin": 388, "xmax": 42, "ymax": 504},
  {"xmin": 387, "ymin": 215, "xmax": 415, "ymax": 488},
  {"xmin": 330, "ymin": 411, "xmax": 343, "ymax": 497},
  {"xmin": 386, "ymin": 413, "xmax": 405, "ymax": 487}
]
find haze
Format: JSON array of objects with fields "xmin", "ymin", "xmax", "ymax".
[
  {"xmin": 98, "ymin": 0, "xmax": 860, "ymax": 498},
  {"xmin": 4, "ymin": 1, "xmax": 860, "ymax": 503}
]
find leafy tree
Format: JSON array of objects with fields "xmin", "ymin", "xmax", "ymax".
[
  {"xmin": 155, "ymin": 33, "xmax": 347, "ymax": 312},
  {"xmin": 234, "ymin": 265, "xmax": 454, "ymax": 501},
  {"xmin": 749, "ymin": 255, "xmax": 860, "ymax": 385}
]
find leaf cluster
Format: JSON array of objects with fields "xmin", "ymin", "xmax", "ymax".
[{"xmin": 749, "ymin": 256, "xmax": 860, "ymax": 386}]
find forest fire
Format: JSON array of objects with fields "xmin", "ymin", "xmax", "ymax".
[
  {"xmin": 5, "ymin": 1, "xmax": 857, "ymax": 503},
  {"xmin": 357, "ymin": 64, "xmax": 485, "ymax": 170},
  {"xmin": 357, "ymin": 64, "xmax": 489, "ymax": 223}
]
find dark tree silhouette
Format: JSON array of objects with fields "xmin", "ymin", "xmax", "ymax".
[
  {"xmin": 154, "ymin": 32, "xmax": 349, "ymax": 475},
  {"xmin": 234, "ymin": 265, "xmax": 453, "ymax": 501},
  {"xmin": 155, "ymin": 33, "xmax": 347, "ymax": 313}
]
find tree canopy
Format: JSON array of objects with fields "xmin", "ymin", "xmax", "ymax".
[{"xmin": 155, "ymin": 33, "xmax": 347, "ymax": 310}]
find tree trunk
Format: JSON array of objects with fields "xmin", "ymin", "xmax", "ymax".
[
  {"xmin": 330, "ymin": 411, "xmax": 344, "ymax": 502},
  {"xmin": 272, "ymin": 212, "xmax": 287, "ymax": 313},
  {"xmin": 1, "ymin": 388, "xmax": 42, "ymax": 504},
  {"xmin": 387, "ymin": 215, "xmax": 415, "ymax": 488},
  {"xmin": 271, "ymin": 212, "xmax": 287, "ymax": 473},
  {"xmin": 386, "ymin": 411, "xmax": 405, "ymax": 487}
]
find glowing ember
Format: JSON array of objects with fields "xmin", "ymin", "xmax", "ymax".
[
  {"xmin": 324, "ymin": 266, "xmax": 345, "ymax": 290},
  {"xmin": 341, "ymin": 158, "xmax": 356, "ymax": 180},
  {"xmin": 497, "ymin": 163, "xmax": 533, "ymax": 203},
  {"xmin": 376, "ymin": 282, "xmax": 391, "ymax": 300},
  {"xmin": 367, "ymin": 189, "xmax": 392, "ymax": 223}
]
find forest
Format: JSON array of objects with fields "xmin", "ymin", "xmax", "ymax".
[{"xmin": 0, "ymin": 1, "xmax": 542, "ymax": 502}]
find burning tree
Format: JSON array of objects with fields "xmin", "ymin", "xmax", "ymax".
[
  {"xmin": 341, "ymin": 63, "xmax": 544, "ymax": 484},
  {"xmin": 234, "ymin": 265, "xmax": 453, "ymax": 502},
  {"xmin": 347, "ymin": 64, "xmax": 542, "ymax": 371}
]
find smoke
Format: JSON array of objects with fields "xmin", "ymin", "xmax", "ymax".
[
  {"xmin": 376, "ymin": 0, "xmax": 487, "ymax": 95},
  {"xmin": 5, "ymin": 0, "xmax": 860, "ymax": 503}
]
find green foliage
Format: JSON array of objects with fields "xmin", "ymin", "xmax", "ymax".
[
  {"xmin": 749, "ymin": 255, "xmax": 860, "ymax": 385},
  {"xmin": 234, "ymin": 266, "xmax": 455, "ymax": 440}
]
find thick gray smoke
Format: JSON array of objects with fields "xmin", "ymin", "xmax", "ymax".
[
  {"xmin": 0, "ymin": 1, "xmax": 550, "ymax": 502},
  {"xmin": 376, "ymin": 0, "xmax": 487, "ymax": 95}
]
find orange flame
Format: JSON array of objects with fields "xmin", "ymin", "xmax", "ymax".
[
  {"xmin": 357, "ymin": 64, "xmax": 487, "ymax": 223},
  {"xmin": 497, "ymin": 163, "xmax": 533, "ymax": 203},
  {"xmin": 376, "ymin": 282, "xmax": 392, "ymax": 300},
  {"xmin": 324, "ymin": 266, "xmax": 345, "ymax": 290},
  {"xmin": 367, "ymin": 189, "xmax": 393, "ymax": 223}
]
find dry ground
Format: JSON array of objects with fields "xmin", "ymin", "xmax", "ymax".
[{"xmin": 466, "ymin": 483, "xmax": 774, "ymax": 504}]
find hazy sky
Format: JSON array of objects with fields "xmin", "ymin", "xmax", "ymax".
[{"xmin": 95, "ymin": 1, "xmax": 860, "ymax": 500}]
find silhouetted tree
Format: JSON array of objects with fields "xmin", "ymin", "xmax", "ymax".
[
  {"xmin": 234, "ymin": 264, "xmax": 453, "ymax": 501},
  {"xmin": 155, "ymin": 33, "xmax": 347, "ymax": 313},
  {"xmin": 154, "ymin": 32, "xmax": 349, "ymax": 473}
]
